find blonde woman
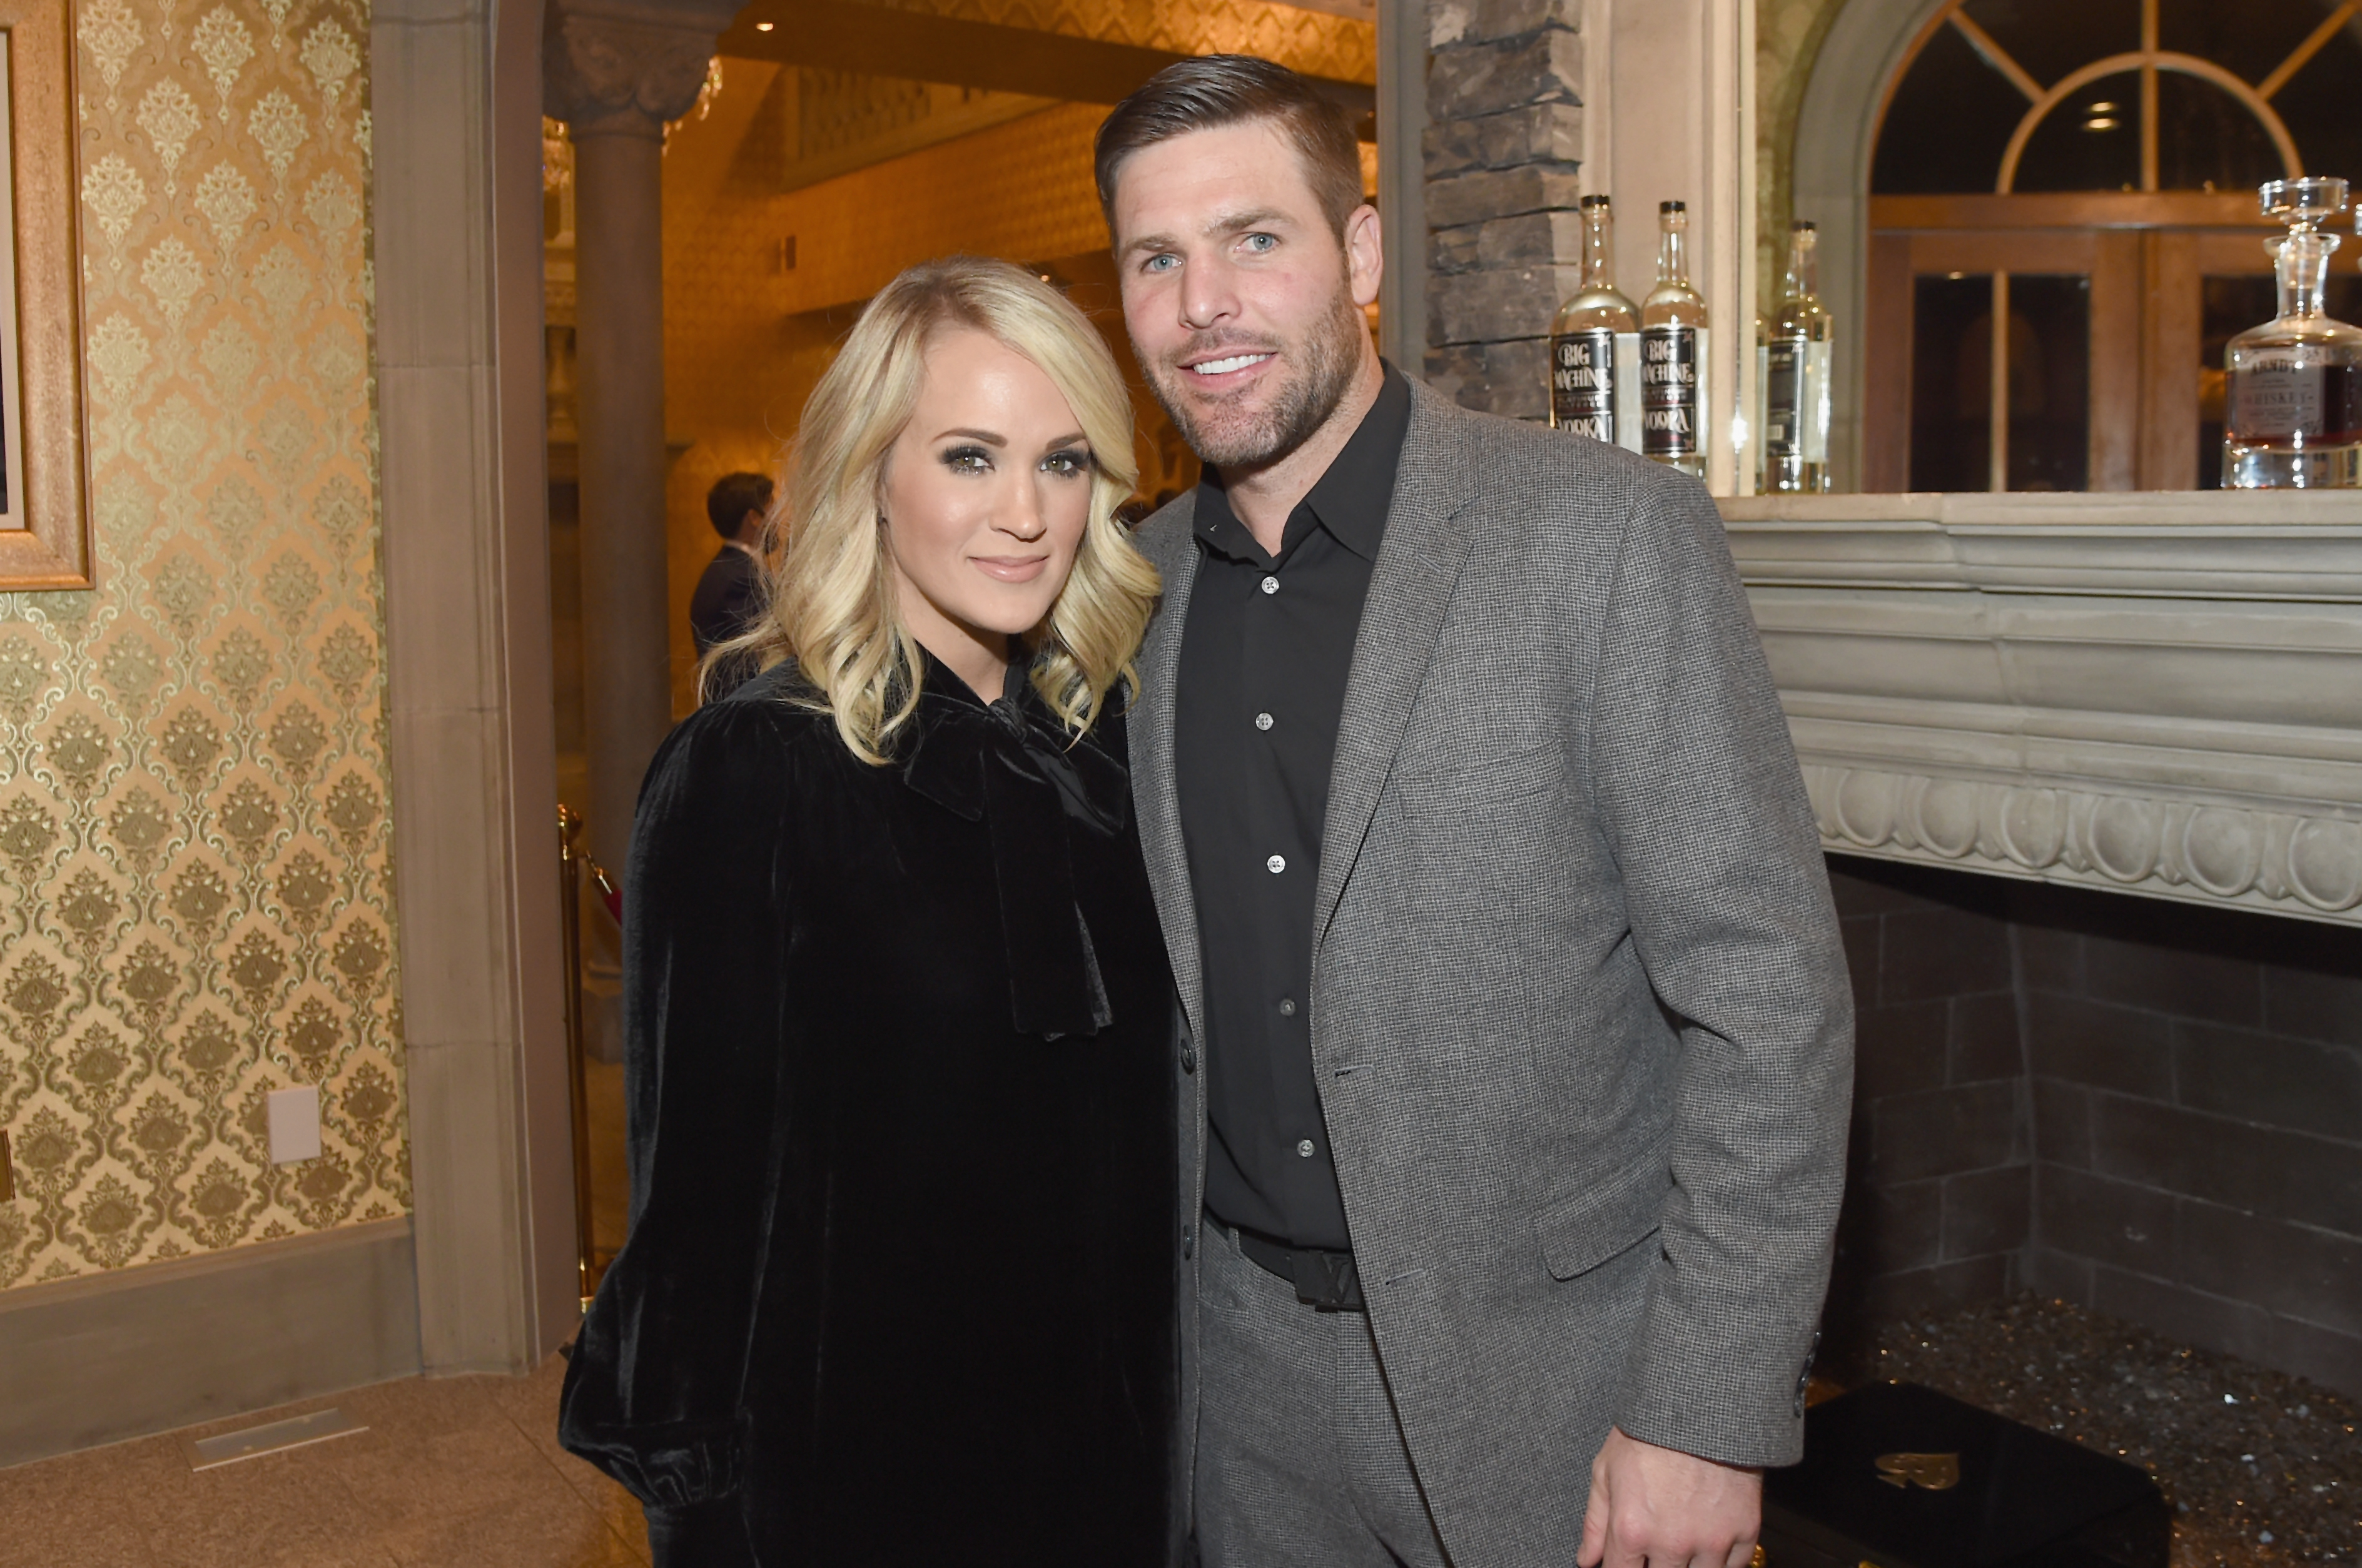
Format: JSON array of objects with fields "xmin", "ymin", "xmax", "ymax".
[{"xmin": 560, "ymin": 258, "xmax": 1173, "ymax": 1566}]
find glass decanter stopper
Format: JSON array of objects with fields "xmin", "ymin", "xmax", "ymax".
[{"xmin": 2223, "ymin": 176, "xmax": 2362, "ymax": 489}]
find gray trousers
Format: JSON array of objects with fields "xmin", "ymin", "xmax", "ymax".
[{"xmin": 1195, "ymin": 1220, "xmax": 1452, "ymax": 1568}]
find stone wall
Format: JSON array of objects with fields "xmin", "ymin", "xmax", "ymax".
[
  {"xmin": 1421, "ymin": 0, "xmax": 1583, "ymax": 418},
  {"xmin": 1825, "ymin": 861, "xmax": 2031, "ymax": 1333},
  {"xmin": 2016, "ymin": 888, "xmax": 2362, "ymax": 1400},
  {"xmin": 1825, "ymin": 856, "xmax": 2362, "ymax": 1399}
]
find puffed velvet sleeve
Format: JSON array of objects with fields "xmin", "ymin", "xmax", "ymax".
[{"xmin": 559, "ymin": 698, "xmax": 801, "ymax": 1564}]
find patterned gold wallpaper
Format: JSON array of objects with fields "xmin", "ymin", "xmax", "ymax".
[
  {"xmin": 868, "ymin": 0, "xmax": 1378, "ymax": 86},
  {"xmin": 0, "ymin": 0, "xmax": 398, "ymax": 1290}
]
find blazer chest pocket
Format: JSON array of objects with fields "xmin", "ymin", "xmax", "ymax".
[
  {"xmin": 1392, "ymin": 737, "xmax": 1559, "ymax": 814},
  {"xmin": 1533, "ymin": 1173, "xmax": 1668, "ymax": 1282}
]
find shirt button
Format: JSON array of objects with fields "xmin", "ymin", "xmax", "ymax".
[
  {"xmin": 1266, "ymin": 854, "xmax": 1285, "ymax": 874},
  {"xmin": 1254, "ymin": 712, "xmax": 1274, "ymax": 731},
  {"xmin": 1297, "ymin": 1139, "xmax": 1316, "ymax": 1158},
  {"xmin": 1180, "ymin": 1046, "xmax": 1197, "ymax": 1074},
  {"xmin": 1260, "ymin": 575, "xmax": 1279, "ymax": 595},
  {"xmin": 1278, "ymin": 998, "xmax": 1297, "ymax": 1017},
  {"xmin": 1182, "ymin": 1225, "xmax": 1195, "ymax": 1259}
]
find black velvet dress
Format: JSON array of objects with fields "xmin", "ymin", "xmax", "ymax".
[{"xmin": 559, "ymin": 655, "xmax": 1177, "ymax": 1567}]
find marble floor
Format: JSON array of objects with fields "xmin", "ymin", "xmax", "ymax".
[
  {"xmin": 8, "ymin": 1288, "xmax": 2351, "ymax": 1567},
  {"xmin": 0, "ymin": 1353, "xmax": 647, "ymax": 1568}
]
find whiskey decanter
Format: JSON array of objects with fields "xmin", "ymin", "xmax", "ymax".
[{"xmin": 2223, "ymin": 177, "xmax": 2362, "ymax": 489}]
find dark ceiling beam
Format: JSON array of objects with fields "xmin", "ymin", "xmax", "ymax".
[{"xmin": 718, "ymin": 0, "xmax": 1374, "ymax": 113}]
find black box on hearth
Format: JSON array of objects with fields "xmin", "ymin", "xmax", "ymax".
[{"xmin": 1761, "ymin": 1382, "xmax": 2170, "ymax": 1568}]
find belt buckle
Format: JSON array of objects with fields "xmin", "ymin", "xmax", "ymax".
[{"xmin": 1292, "ymin": 1248, "xmax": 1365, "ymax": 1313}]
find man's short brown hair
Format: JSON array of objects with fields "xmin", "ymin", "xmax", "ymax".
[{"xmin": 1094, "ymin": 54, "xmax": 1366, "ymax": 240}]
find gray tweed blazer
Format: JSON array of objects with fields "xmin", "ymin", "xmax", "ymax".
[{"xmin": 1130, "ymin": 378, "xmax": 1855, "ymax": 1567}]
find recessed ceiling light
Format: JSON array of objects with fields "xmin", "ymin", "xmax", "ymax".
[
  {"xmin": 2088, "ymin": 100, "xmax": 2119, "ymax": 114},
  {"xmin": 2084, "ymin": 116, "xmax": 2119, "ymax": 131},
  {"xmin": 755, "ymin": 19, "xmax": 774, "ymax": 29}
]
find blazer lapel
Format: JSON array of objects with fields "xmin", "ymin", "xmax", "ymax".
[
  {"xmin": 1128, "ymin": 501, "xmax": 1207, "ymax": 1042},
  {"xmin": 1312, "ymin": 381, "xmax": 1480, "ymax": 950}
]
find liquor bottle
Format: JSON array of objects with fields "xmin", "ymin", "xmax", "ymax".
[
  {"xmin": 1640, "ymin": 200, "xmax": 1710, "ymax": 477},
  {"xmin": 1548, "ymin": 195, "xmax": 1639, "ymax": 447},
  {"xmin": 2223, "ymin": 177, "xmax": 2362, "ymax": 488},
  {"xmin": 1762, "ymin": 220, "xmax": 1835, "ymax": 493}
]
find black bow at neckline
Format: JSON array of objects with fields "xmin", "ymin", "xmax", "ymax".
[{"xmin": 899, "ymin": 658, "xmax": 1127, "ymax": 1040}]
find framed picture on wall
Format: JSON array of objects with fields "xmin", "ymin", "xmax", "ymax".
[{"xmin": 0, "ymin": 0, "xmax": 88, "ymax": 590}]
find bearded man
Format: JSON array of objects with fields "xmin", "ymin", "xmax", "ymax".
[{"xmin": 1097, "ymin": 55, "xmax": 1855, "ymax": 1568}]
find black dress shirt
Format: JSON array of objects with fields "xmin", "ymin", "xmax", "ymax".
[{"xmin": 1176, "ymin": 365, "xmax": 1411, "ymax": 1253}]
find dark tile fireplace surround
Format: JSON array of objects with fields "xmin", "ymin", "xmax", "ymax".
[{"xmin": 1823, "ymin": 855, "xmax": 2362, "ymax": 1399}]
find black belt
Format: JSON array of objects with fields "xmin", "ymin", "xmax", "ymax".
[{"xmin": 1207, "ymin": 1211, "xmax": 1365, "ymax": 1312}]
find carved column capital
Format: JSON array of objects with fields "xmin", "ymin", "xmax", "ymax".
[{"xmin": 543, "ymin": 0, "xmax": 734, "ymax": 138}]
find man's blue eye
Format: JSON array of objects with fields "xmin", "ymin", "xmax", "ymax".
[
  {"xmin": 1144, "ymin": 254, "xmax": 1179, "ymax": 273},
  {"xmin": 1243, "ymin": 233, "xmax": 1276, "ymax": 253}
]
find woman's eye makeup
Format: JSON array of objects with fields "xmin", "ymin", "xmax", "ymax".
[
  {"xmin": 1042, "ymin": 448, "xmax": 1092, "ymax": 477},
  {"xmin": 941, "ymin": 445, "xmax": 993, "ymax": 472}
]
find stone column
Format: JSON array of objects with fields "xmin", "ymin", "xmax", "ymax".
[
  {"xmin": 544, "ymin": 0, "xmax": 734, "ymax": 878},
  {"xmin": 1421, "ymin": 0, "xmax": 1586, "ymax": 422}
]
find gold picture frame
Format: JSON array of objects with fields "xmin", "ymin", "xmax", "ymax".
[{"xmin": 0, "ymin": 0, "xmax": 87, "ymax": 590}]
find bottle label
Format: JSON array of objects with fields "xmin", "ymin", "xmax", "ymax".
[
  {"xmin": 1614, "ymin": 333, "xmax": 1643, "ymax": 454},
  {"xmin": 1764, "ymin": 340, "xmax": 1802, "ymax": 456},
  {"xmin": 1762, "ymin": 338, "xmax": 1830, "ymax": 462},
  {"xmin": 1641, "ymin": 324, "xmax": 1701, "ymax": 460},
  {"xmin": 2231, "ymin": 357, "xmax": 2325, "ymax": 442},
  {"xmin": 1549, "ymin": 328, "xmax": 1618, "ymax": 442}
]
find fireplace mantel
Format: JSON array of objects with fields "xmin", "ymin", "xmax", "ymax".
[{"xmin": 1721, "ymin": 493, "xmax": 2362, "ymax": 926}]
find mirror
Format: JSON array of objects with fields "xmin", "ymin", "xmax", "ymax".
[{"xmin": 1769, "ymin": 0, "xmax": 2362, "ymax": 495}]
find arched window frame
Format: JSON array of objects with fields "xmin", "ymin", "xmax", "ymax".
[{"xmin": 1887, "ymin": 0, "xmax": 2328, "ymax": 195}]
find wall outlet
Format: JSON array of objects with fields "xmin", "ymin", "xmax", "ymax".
[{"xmin": 266, "ymin": 1087, "xmax": 321, "ymax": 1165}]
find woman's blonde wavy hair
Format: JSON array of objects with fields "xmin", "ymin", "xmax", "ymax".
[{"xmin": 703, "ymin": 256, "xmax": 1160, "ymax": 764}]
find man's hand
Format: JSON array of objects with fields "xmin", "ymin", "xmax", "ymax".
[{"xmin": 1576, "ymin": 1426, "xmax": 1761, "ymax": 1568}]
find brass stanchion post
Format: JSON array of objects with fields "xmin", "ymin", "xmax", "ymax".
[{"xmin": 557, "ymin": 806, "xmax": 601, "ymax": 1311}]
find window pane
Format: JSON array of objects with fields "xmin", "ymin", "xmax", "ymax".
[
  {"xmin": 2006, "ymin": 275, "xmax": 2090, "ymax": 492},
  {"xmin": 2198, "ymin": 271, "xmax": 2362, "ymax": 488},
  {"xmin": 2266, "ymin": 30, "xmax": 2362, "ymax": 197},
  {"xmin": 1873, "ymin": 24, "xmax": 2027, "ymax": 194},
  {"xmin": 2013, "ymin": 71, "xmax": 2141, "ymax": 192},
  {"xmin": 1962, "ymin": 0, "xmax": 2140, "ymax": 93},
  {"xmin": 2157, "ymin": 0, "xmax": 2324, "ymax": 89},
  {"xmin": 2157, "ymin": 70, "xmax": 2288, "ymax": 192},
  {"xmin": 1911, "ymin": 275, "xmax": 1995, "ymax": 491}
]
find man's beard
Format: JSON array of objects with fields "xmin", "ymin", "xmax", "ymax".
[{"xmin": 1146, "ymin": 283, "xmax": 1366, "ymax": 472}]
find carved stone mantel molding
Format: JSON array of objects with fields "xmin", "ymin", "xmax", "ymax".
[
  {"xmin": 543, "ymin": 0, "xmax": 737, "ymax": 138},
  {"xmin": 1721, "ymin": 492, "xmax": 2362, "ymax": 927}
]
